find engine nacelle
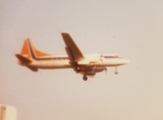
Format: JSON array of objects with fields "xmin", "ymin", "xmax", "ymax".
[
  {"xmin": 93, "ymin": 67, "xmax": 106, "ymax": 72},
  {"xmin": 76, "ymin": 66, "xmax": 106, "ymax": 75}
]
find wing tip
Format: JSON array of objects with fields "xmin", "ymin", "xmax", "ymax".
[{"xmin": 61, "ymin": 31, "xmax": 69, "ymax": 35}]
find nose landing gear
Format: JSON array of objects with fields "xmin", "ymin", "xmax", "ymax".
[
  {"xmin": 114, "ymin": 67, "xmax": 118, "ymax": 74},
  {"xmin": 104, "ymin": 68, "xmax": 107, "ymax": 75}
]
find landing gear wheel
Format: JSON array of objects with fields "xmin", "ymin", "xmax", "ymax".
[
  {"xmin": 83, "ymin": 75, "xmax": 88, "ymax": 81},
  {"xmin": 114, "ymin": 71, "xmax": 118, "ymax": 74}
]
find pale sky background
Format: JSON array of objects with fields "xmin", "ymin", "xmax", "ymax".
[{"xmin": 1, "ymin": 0, "xmax": 163, "ymax": 120}]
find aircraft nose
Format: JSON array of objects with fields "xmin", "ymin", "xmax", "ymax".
[{"xmin": 124, "ymin": 59, "xmax": 129, "ymax": 64}]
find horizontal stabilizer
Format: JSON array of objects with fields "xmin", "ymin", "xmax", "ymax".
[{"xmin": 15, "ymin": 54, "xmax": 32, "ymax": 63}]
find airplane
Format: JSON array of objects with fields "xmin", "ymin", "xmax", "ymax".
[{"xmin": 15, "ymin": 32, "xmax": 129, "ymax": 81}]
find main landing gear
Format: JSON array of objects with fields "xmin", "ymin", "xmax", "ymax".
[{"xmin": 83, "ymin": 75, "xmax": 88, "ymax": 81}]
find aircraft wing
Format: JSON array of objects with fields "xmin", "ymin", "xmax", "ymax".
[{"xmin": 61, "ymin": 32, "xmax": 85, "ymax": 62}]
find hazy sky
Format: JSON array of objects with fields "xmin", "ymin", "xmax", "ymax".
[{"xmin": 1, "ymin": 0, "xmax": 163, "ymax": 120}]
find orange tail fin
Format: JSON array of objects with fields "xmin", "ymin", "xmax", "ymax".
[
  {"xmin": 27, "ymin": 38, "xmax": 51, "ymax": 58},
  {"xmin": 20, "ymin": 39, "xmax": 32, "ymax": 59},
  {"xmin": 16, "ymin": 38, "xmax": 51, "ymax": 62}
]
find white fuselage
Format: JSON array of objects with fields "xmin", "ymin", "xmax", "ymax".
[{"xmin": 21, "ymin": 54, "xmax": 129, "ymax": 69}]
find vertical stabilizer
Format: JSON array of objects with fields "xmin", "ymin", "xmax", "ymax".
[
  {"xmin": 18, "ymin": 38, "xmax": 51, "ymax": 61},
  {"xmin": 27, "ymin": 39, "xmax": 51, "ymax": 58},
  {"xmin": 20, "ymin": 39, "xmax": 31, "ymax": 59}
]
